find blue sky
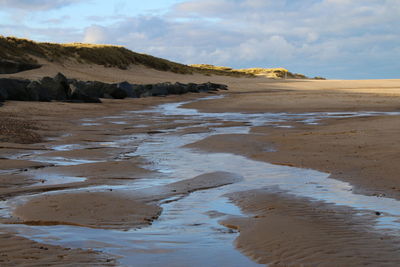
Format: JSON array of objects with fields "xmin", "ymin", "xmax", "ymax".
[{"xmin": 0, "ymin": 0, "xmax": 399, "ymax": 79}]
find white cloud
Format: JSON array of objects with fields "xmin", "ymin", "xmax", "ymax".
[
  {"xmin": 1, "ymin": 0, "xmax": 399, "ymax": 78},
  {"xmin": 0, "ymin": 0, "xmax": 82, "ymax": 10},
  {"xmin": 83, "ymin": 25, "xmax": 108, "ymax": 44}
]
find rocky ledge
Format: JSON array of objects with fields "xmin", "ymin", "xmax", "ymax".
[
  {"xmin": 0, "ymin": 73, "xmax": 228, "ymax": 103},
  {"xmin": 0, "ymin": 59, "xmax": 42, "ymax": 75}
]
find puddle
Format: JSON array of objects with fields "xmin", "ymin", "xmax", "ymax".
[
  {"xmin": 102, "ymin": 116, "xmax": 126, "ymax": 119},
  {"xmin": 81, "ymin": 122, "xmax": 102, "ymax": 126},
  {"xmin": 51, "ymin": 144, "xmax": 87, "ymax": 151},
  {"xmin": 110, "ymin": 121, "xmax": 128, "ymax": 125},
  {"xmin": 80, "ymin": 118, "xmax": 102, "ymax": 126},
  {"xmin": 5, "ymin": 150, "xmax": 50, "ymax": 160},
  {"xmin": 0, "ymin": 169, "xmax": 21, "ymax": 175},
  {"xmin": 28, "ymin": 174, "xmax": 86, "ymax": 187},
  {"xmin": 31, "ymin": 157, "xmax": 99, "ymax": 166},
  {"xmin": 81, "ymin": 118, "xmax": 97, "ymax": 122},
  {"xmin": 2, "ymin": 96, "xmax": 400, "ymax": 266}
]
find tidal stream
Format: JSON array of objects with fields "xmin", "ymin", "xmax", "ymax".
[{"xmin": 2, "ymin": 95, "xmax": 400, "ymax": 266}]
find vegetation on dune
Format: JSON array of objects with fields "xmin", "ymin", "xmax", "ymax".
[
  {"xmin": 191, "ymin": 64, "xmax": 323, "ymax": 79},
  {"xmin": 0, "ymin": 36, "xmax": 195, "ymax": 73},
  {"xmin": 0, "ymin": 36, "xmax": 252, "ymax": 76},
  {"xmin": 0, "ymin": 36, "xmax": 320, "ymax": 78},
  {"xmin": 191, "ymin": 64, "xmax": 234, "ymax": 71},
  {"xmin": 190, "ymin": 64, "xmax": 254, "ymax": 77}
]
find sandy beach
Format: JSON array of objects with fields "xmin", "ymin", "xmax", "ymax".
[{"xmin": 1, "ymin": 62, "xmax": 400, "ymax": 266}]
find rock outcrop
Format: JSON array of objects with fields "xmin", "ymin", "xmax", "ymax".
[
  {"xmin": 0, "ymin": 73, "xmax": 228, "ymax": 103},
  {"xmin": 0, "ymin": 59, "xmax": 42, "ymax": 74},
  {"xmin": 0, "ymin": 78, "xmax": 31, "ymax": 101}
]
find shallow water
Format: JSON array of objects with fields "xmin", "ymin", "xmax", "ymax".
[
  {"xmin": 27, "ymin": 174, "xmax": 86, "ymax": 187},
  {"xmin": 2, "ymin": 95, "xmax": 400, "ymax": 266},
  {"xmin": 29, "ymin": 156, "xmax": 99, "ymax": 166}
]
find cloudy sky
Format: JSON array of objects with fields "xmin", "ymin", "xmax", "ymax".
[{"xmin": 0, "ymin": 0, "xmax": 399, "ymax": 79}]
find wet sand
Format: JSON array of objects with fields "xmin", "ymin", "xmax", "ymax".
[
  {"xmin": 186, "ymin": 114, "xmax": 400, "ymax": 200},
  {"xmin": 0, "ymin": 231, "xmax": 115, "ymax": 266},
  {"xmin": 223, "ymin": 189, "xmax": 400, "ymax": 266},
  {"xmin": 11, "ymin": 172, "xmax": 240, "ymax": 230},
  {"xmin": 182, "ymin": 79, "xmax": 400, "ymax": 265},
  {"xmin": 0, "ymin": 94, "xmax": 204, "ymax": 265},
  {"xmin": 1, "ymin": 63, "xmax": 400, "ymax": 266}
]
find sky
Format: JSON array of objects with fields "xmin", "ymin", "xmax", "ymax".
[{"xmin": 0, "ymin": 0, "xmax": 399, "ymax": 79}]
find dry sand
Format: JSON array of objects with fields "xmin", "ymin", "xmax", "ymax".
[{"xmin": 1, "ymin": 61, "xmax": 400, "ymax": 265}]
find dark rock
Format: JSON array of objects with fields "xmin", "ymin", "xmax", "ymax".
[
  {"xmin": 0, "ymin": 73, "xmax": 228, "ymax": 103},
  {"xmin": 71, "ymin": 81, "xmax": 102, "ymax": 98},
  {"xmin": 54, "ymin": 72, "xmax": 70, "ymax": 97},
  {"xmin": 0, "ymin": 87, "xmax": 8, "ymax": 101},
  {"xmin": 0, "ymin": 59, "xmax": 41, "ymax": 74},
  {"xmin": 26, "ymin": 81, "xmax": 51, "ymax": 101},
  {"xmin": 129, "ymin": 82, "xmax": 228, "ymax": 98},
  {"xmin": 22, "ymin": 73, "xmax": 72, "ymax": 101},
  {"xmin": 25, "ymin": 81, "xmax": 40, "ymax": 101},
  {"xmin": 0, "ymin": 78, "xmax": 31, "ymax": 100},
  {"xmin": 67, "ymin": 78, "xmax": 78, "ymax": 84},
  {"xmin": 38, "ymin": 75, "xmax": 69, "ymax": 100},
  {"xmin": 187, "ymin": 83, "xmax": 200, "ymax": 93},
  {"xmin": 117, "ymin": 82, "xmax": 135, "ymax": 98},
  {"xmin": 77, "ymin": 81, "xmax": 126, "ymax": 99},
  {"xmin": 208, "ymin": 82, "xmax": 228, "ymax": 90},
  {"xmin": 147, "ymin": 130, "xmax": 164, "ymax": 134},
  {"xmin": 195, "ymin": 82, "xmax": 228, "ymax": 92},
  {"xmin": 102, "ymin": 83, "xmax": 125, "ymax": 99},
  {"xmin": 220, "ymin": 84, "xmax": 228, "ymax": 90},
  {"xmin": 139, "ymin": 84, "xmax": 154, "ymax": 98},
  {"xmin": 196, "ymin": 83, "xmax": 210, "ymax": 92},
  {"xmin": 131, "ymin": 84, "xmax": 144, "ymax": 98},
  {"xmin": 170, "ymin": 82, "xmax": 190, "ymax": 94},
  {"xmin": 150, "ymin": 83, "xmax": 169, "ymax": 96},
  {"xmin": 205, "ymin": 82, "xmax": 218, "ymax": 91},
  {"xmin": 54, "ymin": 72, "xmax": 68, "ymax": 84},
  {"xmin": 110, "ymin": 87, "xmax": 128, "ymax": 99},
  {"xmin": 69, "ymin": 84, "xmax": 102, "ymax": 103}
]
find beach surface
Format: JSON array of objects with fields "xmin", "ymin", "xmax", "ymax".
[{"xmin": 1, "ymin": 62, "xmax": 400, "ymax": 266}]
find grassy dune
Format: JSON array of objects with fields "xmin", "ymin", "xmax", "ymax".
[
  {"xmin": 0, "ymin": 36, "xmax": 195, "ymax": 74},
  {"xmin": 0, "ymin": 36, "xmax": 252, "ymax": 76},
  {"xmin": 191, "ymin": 64, "xmax": 324, "ymax": 79},
  {"xmin": 0, "ymin": 36, "xmax": 316, "ymax": 78}
]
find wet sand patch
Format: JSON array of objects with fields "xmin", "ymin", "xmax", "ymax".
[
  {"xmin": 0, "ymin": 231, "xmax": 115, "ymax": 266},
  {"xmin": 0, "ymin": 159, "xmax": 50, "ymax": 171},
  {"xmin": 185, "ymin": 133, "xmax": 274, "ymax": 157},
  {"xmin": 8, "ymin": 172, "xmax": 241, "ymax": 230},
  {"xmin": 223, "ymin": 189, "xmax": 400, "ymax": 266},
  {"xmin": 12, "ymin": 192, "xmax": 162, "ymax": 230},
  {"xmin": 33, "ymin": 160, "xmax": 152, "ymax": 180}
]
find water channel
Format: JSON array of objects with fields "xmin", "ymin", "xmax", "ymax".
[{"xmin": 2, "ymin": 95, "xmax": 400, "ymax": 266}]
